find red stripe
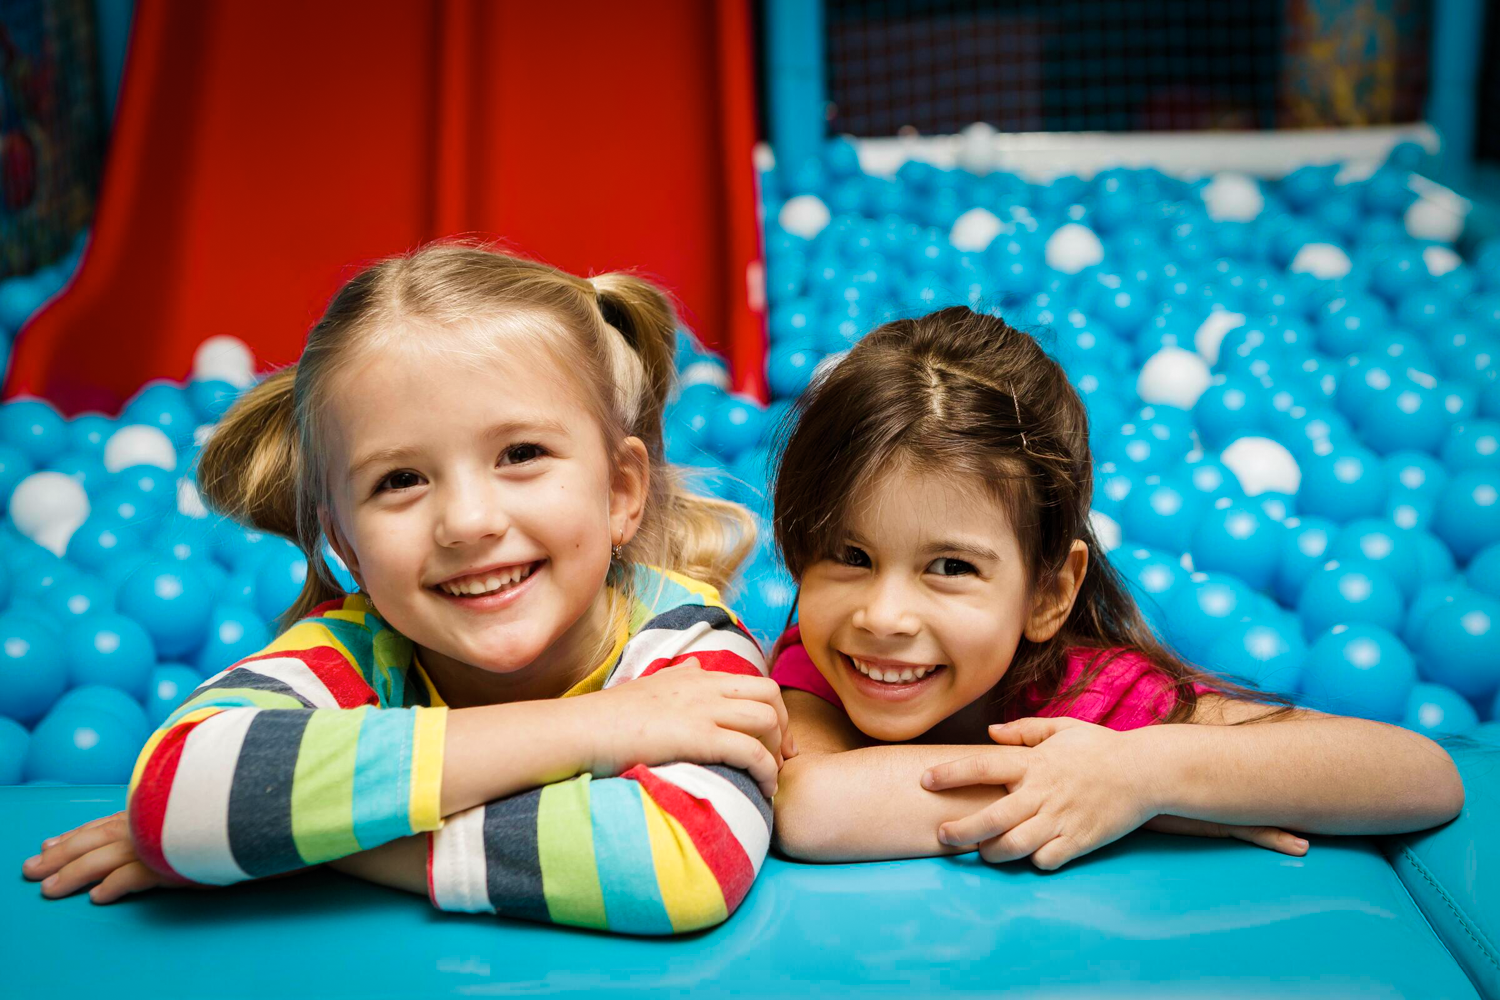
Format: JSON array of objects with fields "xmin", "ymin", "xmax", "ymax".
[
  {"xmin": 638, "ymin": 648, "xmax": 763, "ymax": 680},
  {"xmin": 309, "ymin": 597, "xmax": 347, "ymax": 616},
  {"xmin": 128, "ymin": 714, "xmax": 218, "ymax": 883},
  {"xmin": 425, "ymin": 831, "xmax": 437, "ymax": 904},
  {"xmin": 238, "ymin": 645, "xmax": 375, "ymax": 708},
  {"xmin": 625, "ymin": 764, "xmax": 756, "ymax": 912}
]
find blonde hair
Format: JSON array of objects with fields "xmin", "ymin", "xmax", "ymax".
[{"xmin": 198, "ymin": 241, "xmax": 755, "ymax": 640}]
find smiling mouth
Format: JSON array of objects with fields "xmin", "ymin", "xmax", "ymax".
[
  {"xmin": 434, "ymin": 560, "xmax": 543, "ymax": 597},
  {"xmin": 845, "ymin": 654, "xmax": 948, "ymax": 685}
]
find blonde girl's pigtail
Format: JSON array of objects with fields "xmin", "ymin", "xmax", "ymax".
[
  {"xmin": 196, "ymin": 365, "xmax": 347, "ymax": 628},
  {"xmin": 589, "ymin": 272, "xmax": 756, "ymax": 595}
]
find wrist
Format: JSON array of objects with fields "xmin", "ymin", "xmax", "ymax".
[{"xmin": 1121, "ymin": 724, "xmax": 1186, "ymax": 818}]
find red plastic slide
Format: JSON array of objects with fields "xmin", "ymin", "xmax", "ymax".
[{"xmin": 4, "ymin": 0, "xmax": 766, "ymax": 414}]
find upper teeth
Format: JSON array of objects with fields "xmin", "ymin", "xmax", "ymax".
[
  {"xmin": 851, "ymin": 657, "xmax": 938, "ymax": 684},
  {"xmin": 439, "ymin": 563, "xmax": 534, "ymax": 596}
]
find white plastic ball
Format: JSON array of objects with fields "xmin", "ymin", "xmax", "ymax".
[
  {"xmin": 1422, "ymin": 245, "xmax": 1461, "ymax": 277},
  {"xmin": 678, "ymin": 359, "xmax": 731, "ymax": 392},
  {"xmin": 949, "ymin": 208, "xmax": 1004, "ymax": 253},
  {"xmin": 103, "ymin": 424, "xmax": 177, "ymax": 473},
  {"xmin": 956, "ymin": 122, "xmax": 997, "ymax": 175},
  {"xmin": 1137, "ymin": 347, "xmax": 1212, "ymax": 409},
  {"xmin": 9, "ymin": 471, "xmax": 89, "ymax": 555},
  {"xmin": 177, "ymin": 479, "xmax": 208, "ymax": 519},
  {"xmin": 779, "ymin": 195, "xmax": 831, "ymax": 241},
  {"xmin": 1201, "ymin": 173, "xmax": 1264, "ymax": 221},
  {"xmin": 1089, "ymin": 510, "xmax": 1122, "ymax": 553},
  {"xmin": 1194, "ymin": 310, "xmax": 1247, "ymax": 366},
  {"xmin": 1405, "ymin": 196, "xmax": 1463, "ymax": 244},
  {"xmin": 1289, "ymin": 243, "xmax": 1352, "ymax": 280},
  {"xmin": 192, "ymin": 335, "xmax": 256, "ymax": 388},
  {"xmin": 1044, "ymin": 223, "xmax": 1104, "ymax": 274},
  {"xmin": 1221, "ymin": 436, "xmax": 1302, "ymax": 497}
]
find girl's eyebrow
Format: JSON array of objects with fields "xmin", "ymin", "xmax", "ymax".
[
  {"xmin": 346, "ymin": 419, "xmax": 570, "ymax": 481},
  {"xmin": 923, "ymin": 540, "xmax": 1000, "ymax": 561}
]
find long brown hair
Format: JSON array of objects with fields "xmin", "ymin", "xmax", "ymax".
[
  {"xmin": 773, "ymin": 306, "xmax": 1290, "ymax": 726},
  {"xmin": 197, "ymin": 241, "xmax": 755, "ymax": 635}
]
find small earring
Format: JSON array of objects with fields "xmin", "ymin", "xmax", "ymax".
[{"xmin": 611, "ymin": 541, "xmax": 622, "ymax": 561}]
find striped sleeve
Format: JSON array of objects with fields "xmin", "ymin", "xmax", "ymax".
[
  {"xmin": 126, "ymin": 607, "xmax": 448, "ymax": 886},
  {"xmin": 426, "ymin": 602, "xmax": 772, "ymax": 934}
]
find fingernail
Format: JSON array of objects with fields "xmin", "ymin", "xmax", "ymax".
[
  {"xmin": 42, "ymin": 838, "xmax": 57, "ymax": 848},
  {"xmin": 1293, "ymin": 838, "xmax": 1308, "ymax": 849},
  {"xmin": 23, "ymin": 854, "xmax": 39, "ymax": 868},
  {"xmin": 937, "ymin": 827, "xmax": 952, "ymax": 846},
  {"xmin": 42, "ymin": 875, "xmax": 57, "ymax": 889},
  {"xmin": 921, "ymin": 771, "xmax": 935, "ymax": 789}
]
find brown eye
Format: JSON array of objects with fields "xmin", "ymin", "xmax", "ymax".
[
  {"xmin": 377, "ymin": 470, "xmax": 422, "ymax": 493},
  {"xmin": 501, "ymin": 443, "xmax": 547, "ymax": 465},
  {"xmin": 840, "ymin": 545, "xmax": 871, "ymax": 568},
  {"xmin": 928, "ymin": 557, "xmax": 976, "ymax": 577}
]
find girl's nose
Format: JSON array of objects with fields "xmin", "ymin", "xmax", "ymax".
[
  {"xmin": 433, "ymin": 478, "xmax": 510, "ymax": 547},
  {"xmin": 851, "ymin": 576, "xmax": 921, "ymax": 637}
]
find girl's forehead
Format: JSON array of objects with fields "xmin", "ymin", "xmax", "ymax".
[{"xmin": 848, "ymin": 463, "xmax": 1015, "ymax": 539}]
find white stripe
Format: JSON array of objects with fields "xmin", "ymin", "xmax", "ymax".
[
  {"xmin": 649, "ymin": 762, "xmax": 771, "ymax": 876},
  {"xmin": 429, "ymin": 806, "xmax": 492, "ymax": 913},
  {"xmin": 605, "ymin": 624, "xmax": 766, "ymax": 689},
  {"xmin": 159, "ymin": 710, "xmax": 257, "ymax": 885},
  {"xmin": 232, "ymin": 656, "xmax": 341, "ymax": 708}
]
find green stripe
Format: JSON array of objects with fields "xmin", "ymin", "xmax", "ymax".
[
  {"xmin": 167, "ymin": 688, "xmax": 307, "ymax": 725},
  {"xmin": 289, "ymin": 708, "xmax": 365, "ymax": 863},
  {"xmin": 537, "ymin": 776, "xmax": 607, "ymax": 929}
]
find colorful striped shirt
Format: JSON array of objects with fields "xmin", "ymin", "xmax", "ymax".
[{"xmin": 127, "ymin": 564, "xmax": 771, "ymax": 934}]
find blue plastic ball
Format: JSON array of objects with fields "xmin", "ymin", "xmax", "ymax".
[
  {"xmin": 1206, "ymin": 619, "xmax": 1306, "ymax": 696},
  {"xmin": 1413, "ymin": 590, "xmax": 1500, "ymax": 703},
  {"xmin": 252, "ymin": 541, "xmax": 309, "ymax": 625},
  {"xmin": 1298, "ymin": 446, "xmax": 1386, "ymax": 523},
  {"xmin": 1118, "ymin": 476, "xmax": 1206, "ymax": 554},
  {"xmin": 0, "ymin": 443, "xmax": 34, "ymax": 510},
  {"xmin": 1301, "ymin": 623, "xmax": 1417, "ymax": 722},
  {"xmin": 66, "ymin": 413, "xmax": 114, "ymax": 454},
  {"xmin": 196, "ymin": 604, "xmax": 274, "ymax": 677},
  {"xmin": 24, "ymin": 700, "xmax": 150, "ymax": 784},
  {"xmin": 0, "ymin": 613, "xmax": 67, "ymax": 724},
  {"xmin": 1432, "ymin": 470, "xmax": 1500, "ymax": 562},
  {"xmin": 1193, "ymin": 375, "xmax": 1267, "ymax": 449},
  {"xmin": 1468, "ymin": 543, "xmax": 1500, "ymax": 601},
  {"xmin": 46, "ymin": 451, "xmax": 110, "ymax": 493},
  {"xmin": 766, "ymin": 339, "xmax": 823, "ymax": 400},
  {"xmin": 145, "ymin": 665, "xmax": 206, "ymax": 727},
  {"xmin": 1328, "ymin": 519, "xmax": 1422, "ymax": 599},
  {"xmin": 1190, "ymin": 503, "xmax": 1280, "ymax": 591},
  {"xmin": 122, "ymin": 382, "xmax": 198, "ymax": 449},
  {"xmin": 1295, "ymin": 558, "xmax": 1404, "ymax": 640},
  {"xmin": 731, "ymin": 550, "xmax": 797, "ymax": 649},
  {"xmin": 0, "ymin": 398, "xmax": 67, "ymax": 464},
  {"xmin": 1165, "ymin": 573, "xmax": 1251, "ymax": 664},
  {"xmin": 0, "ymin": 715, "xmax": 28, "ymax": 784},
  {"xmin": 63, "ymin": 612, "xmax": 156, "ymax": 699},
  {"xmin": 1357, "ymin": 378, "xmax": 1448, "ymax": 455},
  {"xmin": 115, "ymin": 559, "xmax": 215, "ymax": 659},
  {"xmin": 112, "ymin": 464, "xmax": 179, "ymax": 516},
  {"xmin": 187, "ymin": 378, "xmax": 239, "ymax": 423},
  {"xmin": 1384, "ymin": 450, "xmax": 1447, "ymax": 500},
  {"xmin": 1402, "ymin": 682, "xmax": 1479, "ymax": 737},
  {"xmin": 705, "ymin": 395, "xmax": 768, "ymax": 461},
  {"xmin": 40, "ymin": 573, "xmax": 113, "ymax": 621},
  {"xmin": 1441, "ymin": 419, "xmax": 1500, "ymax": 472}
]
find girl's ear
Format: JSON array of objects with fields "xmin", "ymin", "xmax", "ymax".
[
  {"xmin": 319, "ymin": 505, "xmax": 364, "ymax": 591},
  {"xmin": 1024, "ymin": 539, "xmax": 1088, "ymax": 643},
  {"xmin": 609, "ymin": 436, "xmax": 650, "ymax": 548}
]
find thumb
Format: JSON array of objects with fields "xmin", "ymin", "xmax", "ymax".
[{"xmin": 988, "ymin": 716, "xmax": 1083, "ymax": 746}]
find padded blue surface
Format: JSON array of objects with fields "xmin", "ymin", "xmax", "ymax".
[
  {"xmin": 1381, "ymin": 748, "xmax": 1500, "ymax": 1000},
  {"xmin": 1, "ymin": 786, "xmax": 1481, "ymax": 998}
]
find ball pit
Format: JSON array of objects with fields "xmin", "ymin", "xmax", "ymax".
[{"xmin": 6, "ymin": 142, "xmax": 1500, "ymax": 785}]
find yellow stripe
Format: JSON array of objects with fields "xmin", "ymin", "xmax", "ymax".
[
  {"xmin": 126, "ymin": 706, "xmax": 225, "ymax": 793},
  {"xmin": 408, "ymin": 706, "xmax": 447, "ymax": 830},
  {"xmin": 658, "ymin": 567, "xmax": 724, "ymax": 607},
  {"xmin": 256, "ymin": 620, "xmax": 359, "ymax": 669},
  {"xmin": 639, "ymin": 790, "xmax": 728, "ymax": 932}
]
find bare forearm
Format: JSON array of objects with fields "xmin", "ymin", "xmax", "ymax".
[
  {"xmin": 1141, "ymin": 717, "xmax": 1465, "ymax": 834},
  {"xmin": 327, "ymin": 834, "xmax": 428, "ymax": 894},
  {"xmin": 440, "ymin": 700, "xmax": 587, "ymax": 816},
  {"xmin": 775, "ymin": 746, "xmax": 999, "ymax": 861}
]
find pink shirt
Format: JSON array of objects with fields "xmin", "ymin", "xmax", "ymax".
[{"xmin": 770, "ymin": 627, "xmax": 1216, "ymax": 731}]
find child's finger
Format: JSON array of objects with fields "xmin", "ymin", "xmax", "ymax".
[
  {"xmin": 716, "ymin": 730, "xmax": 779, "ymax": 799},
  {"xmin": 1228, "ymin": 825, "xmax": 1309, "ymax": 856},
  {"xmin": 24, "ymin": 821, "xmax": 128, "ymax": 881},
  {"xmin": 940, "ymin": 792, "xmax": 1038, "ymax": 849},
  {"xmin": 89, "ymin": 862, "xmax": 164, "ymax": 905},
  {"xmin": 40, "ymin": 840, "xmax": 137, "ymax": 899},
  {"xmin": 921, "ymin": 750, "xmax": 1026, "ymax": 791},
  {"xmin": 41, "ymin": 811, "xmax": 122, "ymax": 851},
  {"xmin": 988, "ymin": 717, "xmax": 1083, "ymax": 747},
  {"xmin": 976, "ymin": 813, "xmax": 1054, "ymax": 864}
]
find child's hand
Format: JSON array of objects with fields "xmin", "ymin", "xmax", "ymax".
[
  {"xmin": 21, "ymin": 811, "xmax": 174, "ymax": 903},
  {"xmin": 920, "ymin": 716, "xmax": 1164, "ymax": 869},
  {"xmin": 581, "ymin": 660, "xmax": 791, "ymax": 798},
  {"xmin": 1141, "ymin": 814, "xmax": 1309, "ymax": 856}
]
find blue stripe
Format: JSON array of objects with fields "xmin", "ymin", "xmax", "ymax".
[
  {"xmin": 349, "ymin": 706, "xmax": 415, "ymax": 848},
  {"xmin": 589, "ymin": 778, "xmax": 673, "ymax": 934}
]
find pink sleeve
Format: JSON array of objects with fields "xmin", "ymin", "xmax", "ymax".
[
  {"xmin": 1031, "ymin": 648, "xmax": 1217, "ymax": 731},
  {"xmin": 769, "ymin": 627, "xmax": 843, "ymax": 707}
]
